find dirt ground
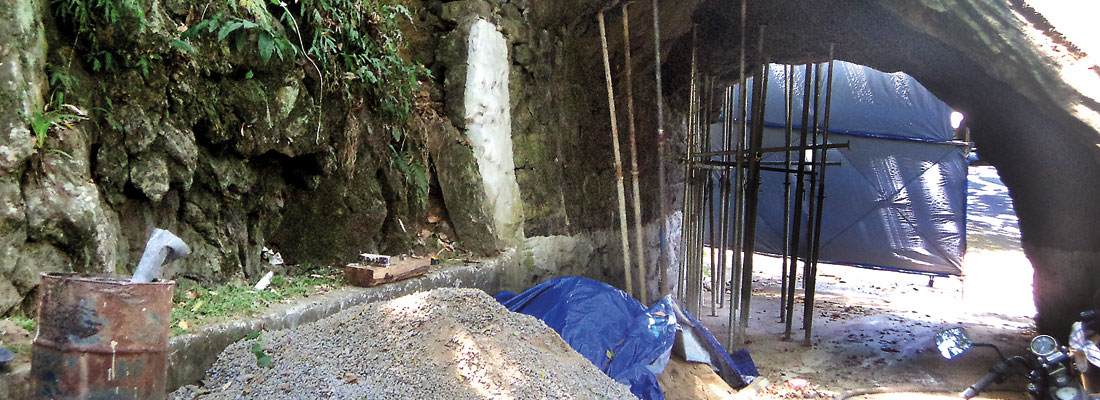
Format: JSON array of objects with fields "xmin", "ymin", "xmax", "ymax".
[{"xmin": 693, "ymin": 165, "xmax": 1036, "ymax": 399}]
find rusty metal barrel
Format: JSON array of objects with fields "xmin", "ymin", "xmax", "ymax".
[{"xmin": 31, "ymin": 273, "xmax": 174, "ymax": 399}]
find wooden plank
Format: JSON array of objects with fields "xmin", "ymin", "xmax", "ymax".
[{"xmin": 344, "ymin": 257, "xmax": 430, "ymax": 287}]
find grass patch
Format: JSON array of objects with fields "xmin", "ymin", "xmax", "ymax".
[
  {"xmin": 171, "ymin": 269, "xmax": 344, "ymax": 335},
  {"xmin": 7, "ymin": 316, "xmax": 35, "ymax": 333}
]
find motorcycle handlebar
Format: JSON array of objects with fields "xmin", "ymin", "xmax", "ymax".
[{"xmin": 961, "ymin": 360, "xmax": 1011, "ymax": 399}]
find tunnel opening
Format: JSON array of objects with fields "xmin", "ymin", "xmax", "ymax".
[
  {"xmin": 649, "ymin": 0, "xmax": 1100, "ymax": 340},
  {"xmin": 604, "ymin": 0, "xmax": 1100, "ymax": 393},
  {"xmin": 665, "ymin": 55, "xmax": 1039, "ymax": 393}
]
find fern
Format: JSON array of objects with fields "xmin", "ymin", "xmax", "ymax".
[{"xmin": 29, "ymin": 110, "xmax": 80, "ymax": 159}]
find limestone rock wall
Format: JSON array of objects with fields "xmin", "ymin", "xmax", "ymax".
[
  {"xmin": 0, "ymin": 0, "xmax": 459, "ymax": 316},
  {"xmin": 0, "ymin": 0, "xmax": 678, "ymax": 316}
]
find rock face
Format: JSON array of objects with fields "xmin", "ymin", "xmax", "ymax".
[
  {"xmin": 0, "ymin": 0, "xmax": 642, "ymax": 316},
  {"xmin": 0, "ymin": 0, "xmax": 477, "ymax": 315}
]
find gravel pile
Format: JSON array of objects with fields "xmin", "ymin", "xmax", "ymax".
[{"xmin": 172, "ymin": 288, "xmax": 635, "ymax": 399}]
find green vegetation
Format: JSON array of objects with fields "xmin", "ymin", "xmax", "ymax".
[
  {"xmin": 391, "ymin": 147, "xmax": 429, "ymax": 208},
  {"xmin": 179, "ymin": 9, "xmax": 296, "ymax": 64},
  {"xmin": 298, "ymin": 0, "xmax": 425, "ymax": 119},
  {"xmin": 51, "ymin": 0, "xmax": 146, "ymax": 72},
  {"xmin": 170, "ymin": 270, "xmax": 344, "ymax": 335},
  {"xmin": 174, "ymin": 0, "xmax": 426, "ymax": 122},
  {"xmin": 246, "ymin": 331, "xmax": 273, "ymax": 367},
  {"xmin": 51, "ymin": 0, "xmax": 145, "ymax": 37},
  {"xmin": 7, "ymin": 316, "xmax": 35, "ymax": 333},
  {"xmin": 29, "ymin": 110, "xmax": 80, "ymax": 159}
]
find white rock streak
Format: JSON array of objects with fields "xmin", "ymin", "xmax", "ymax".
[{"xmin": 464, "ymin": 19, "xmax": 524, "ymax": 241}]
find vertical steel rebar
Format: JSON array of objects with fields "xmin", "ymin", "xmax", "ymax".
[
  {"xmin": 739, "ymin": 34, "xmax": 768, "ymax": 334},
  {"xmin": 687, "ymin": 83, "xmax": 703, "ymax": 314},
  {"xmin": 802, "ymin": 62, "xmax": 824, "ymax": 330},
  {"xmin": 784, "ymin": 63, "xmax": 814, "ymax": 340},
  {"xmin": 621, "ymin": 3, "xmax": 648, "ymax": 305},
  {"xmin": 780, "ymin": 64, "xmax": 794, "ymax": 321},
  {"xmin": 716, "ymin": 85, "xmax": 733, "ymax": 309},
  {"xmin": 728, "ymin": 0, "xmax": 748, "ymax": 350},
  {"xmin": 805, "ymin": 48, "xmax": 837, "ymax": 344},
  {"xmin": 652, "ymin": 0, "xmax": 670, "ymax": 299},
  {"xmin": 678, "ymin": 27, "xmax": 698, "ymax": 303},
  {"xmin": 598, "ymin": 12, "xmax": 634, "ymax": 299},
  {"xmin": 705, "ymin": 77, "xmax": 719, "ymax": 317}
]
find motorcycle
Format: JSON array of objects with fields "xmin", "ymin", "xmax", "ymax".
[{"xmin": 935, "ymin": 311, "xmax": 1100, "ymax": 400}]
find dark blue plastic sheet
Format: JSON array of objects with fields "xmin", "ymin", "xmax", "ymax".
[
  {"xmin": 495, "ymin": 277, "xmax": 756, "ymax": 399},
  {"xmin": 708, "ymin": 61, "xmax": 967, "ymax": 275},
  {"xmin": 744, "ymin": 61, "xmax": 955, "ymax": 143}
]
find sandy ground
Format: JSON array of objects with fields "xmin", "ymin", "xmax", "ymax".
[{"xmin": 692, "ymin": 165, "xmax": 1036, "ymax": 398}]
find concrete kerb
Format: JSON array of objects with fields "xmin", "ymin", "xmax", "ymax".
[{"xmin": 166, "ymin": 254, "xmax": 510, "ymax": 391}]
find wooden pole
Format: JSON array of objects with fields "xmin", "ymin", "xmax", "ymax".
[
  {"xmin": 621, "ymin": 3, "xmax": 647, "ymax": 305},
  {"xmin": 598, "ymin": 11, "xmax": 634, "ymax": 299}
]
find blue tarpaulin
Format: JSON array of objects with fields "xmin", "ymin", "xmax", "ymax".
[
  {"xmin": 708, "ymin": 61, "xmax": 967, "ymax": 275},
  {"xmin": 495, "ymin": 276, "xmax": 756, "ymax": 400}
]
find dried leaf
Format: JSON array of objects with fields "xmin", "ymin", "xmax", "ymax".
[{"xmin": 178, "ymin": 320, "xmax": 189, "ymax": 330}]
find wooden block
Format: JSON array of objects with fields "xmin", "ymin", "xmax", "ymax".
[{"xmin": 345, "ymin": 257, "xmax": 430, "ymax": 287}]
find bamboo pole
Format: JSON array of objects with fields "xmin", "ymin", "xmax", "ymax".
[
  {"xmin": 621, "ymin": 3, "xmax": 647, "ymax": 305},
  {"xmin": 728, "ymin": 0, "xmax": 748, "ymax": 350},
  {"xmin": 598, "ymin": 12, "xmax": 634, "ymax": 299},
  {"xmin": 652, "ymin": 0, "xmax": 670, "ymax": 299},
  {"xmin": 805, "ymin": 47, "xmax": 836, "ymax": 344}
]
